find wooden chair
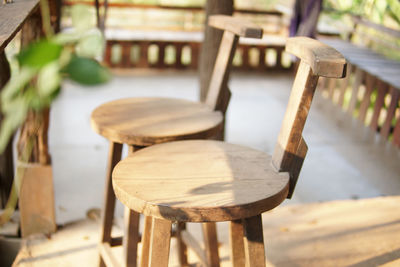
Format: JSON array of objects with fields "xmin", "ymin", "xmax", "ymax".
[
  {"xmin": 112, "ymin": 37, "xmax": 347, "ymax": 267},
  {"xmin": 91, "ymin": 15, "xmax": 263, "ymax": 267}
]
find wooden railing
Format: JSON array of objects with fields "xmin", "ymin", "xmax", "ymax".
[
  {"xmin": 63, "ymin": 1, "xmax": 284, "ymax": 16},
  {"xmin": 319, "ymin": 16, "xmax": 400, "ymax": 148},
  {"xmin": 104, "ymin": 34, "xmax": 292, "ymax": 71},
  {"xmin": 63, "ymin": 1, "xmax": 292, "ymax": 71},
  {"xmin": 319, "ymin": 65, "xmax": 400, "ymax": 147}
]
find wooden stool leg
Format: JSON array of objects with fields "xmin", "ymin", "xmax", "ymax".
[
  {"xmin": 124, "ymin": 207, "xmax": 140, "ymax": 267},
  {"xmin": 230, "ymin": 220, "xmax": 245, "ymax": 267},
  {"xmin": 149, "ymin": 218, "xmax": 172, "ymax": 267},
  {"xmin": 176, "ymin": 222, "xmax": 189, "ymax": 267},
  {"xmin": 99, "ymin": 141, "xmax": 123, "ymax": 267},
  {"xmin": 202, "ymin": 222, "xmax": 220, "ymax": 267},
  {"xmin": 140, "ymin": 216, "xmax": 153, "ymax": 267},
  {"xmin": 243, "ymin": 214, "xmax": 265, "ymax": 267}
]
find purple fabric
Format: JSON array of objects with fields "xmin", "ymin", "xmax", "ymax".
[{"xmin": 289, "ymin": 0, "xmax": 323, "ymax": 37}]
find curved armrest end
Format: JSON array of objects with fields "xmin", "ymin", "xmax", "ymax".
[{"xmin": 286, "ymin": 37, "xmax": 347, "ymax": 78}]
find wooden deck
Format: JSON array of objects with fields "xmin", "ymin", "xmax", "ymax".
[{"xmin": 13, "ymin": 196, "xmax": 400, "ymax": 266}]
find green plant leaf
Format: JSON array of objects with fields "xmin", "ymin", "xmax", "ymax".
[
  {"xmin": 37, "ymin": 61, "xmax": 61, "ymax": 98},
  {"xmin": 76, "ymin": 30, "xmax": 104, "ymax": 58},
  {"xmin": 0, "ymin": 97, "xmax": 29, "ymax": 153},
  {"xmin": 63, "ymin": 56, "xmax": 111, "ymax": 85},
  {"xmin": 387, "ymin": 0, "xmax": 400, "ymax": 25},
  {"xmin": 71, "ymin": 5, "xmax": 93, "ymax": 33},
  {"xmin": 54, "ymin": 31, "xmax": 82, "ymax": 45},
  {"xmin": 24, "ymin": 87, "xmax": 57, "ymax": 111},
  {"xmin": 1, "ymin": 67, "xmax": 36, "ymax": 102},
  {"xmin": 0, "ymin": 118, "xmax": 16, "ymax": 154},
  {"xmin": 17, "ymin": 40, "xmax": 63, "ymax": 69}
]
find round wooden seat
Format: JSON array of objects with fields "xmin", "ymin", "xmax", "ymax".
[
  {"xmin": 91, "ymin": 97, "xmax": 223, "ymax": 146},
  {"xmin": 112, "ymin": 140, "xmax": 290, "ymax": 222}
]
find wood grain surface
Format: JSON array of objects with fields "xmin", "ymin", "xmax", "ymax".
[
  {"xmin": 112, "ymin": 140, "xmax": 289, "ymax": 222},
  {"xmin": 322, "ymin": 38, "xmax": 400, "ymax": 89},
  {"xmin": 286, "ymin": 37, "xmax": 346, "ymax": 78},
  {"xmin": 208, "ymin": 15, "xmax": 263, "ymax": 39},
  {"xmin": 0, "ymin": 0, "xmax": 39, "ymax": 51},
  {"xmin": 19, "ymin": 163, "xmax": 56, "ymax": 237},
  {"xmin": 91, "ymin": 97, "xmax": 223, "ymax": 146}
]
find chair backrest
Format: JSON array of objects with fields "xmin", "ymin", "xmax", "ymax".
[
  {"xmin": 205, "ymin": 15, "xmax": 263, "ymax": 114},
  {"xmin": 272, "ymin": 37, "xmax": 347, "ymax": 198}
]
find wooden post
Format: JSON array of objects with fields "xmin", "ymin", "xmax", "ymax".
[
  {"xmin": 95, "ymin": 0, "xmax": 108, "ymax": 32},
  {"xmin": 18, "ymin": 9, "xmax": 50, "ymax": 164},
  {"xmin": 0, "ymin": 51, "xmax": 14, "ymax": 208},
  {"xmin": 18, "ymin": 162, "xmax": 56, "ymax": 237},
  {"xmin": 17, "ymin": 8, "xmax": 57, "ymax": 237},
  {"xmin": 48, "ymin": 0, "xmax": 61, "ymax": 33},
  {"xmin": 199, "ymin": 0, "xmax": 233, "ymax": 102}
]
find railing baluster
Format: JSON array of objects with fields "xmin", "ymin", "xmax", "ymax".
[
  {"xmin": 337, "ymin": 63, "xmax": 353, "ymax": 108},
  {"xmin": 276, "ymin": 47, "xmax": 283, "ymax": 69},
  {"xmin": 241, "ymin": 46, "xmax": 250, "ymax": 70},
  {"xmin": 381, "ymin": 87, "xmax": 400, "ymax": 138},
  {"xmin": 157, "ymin": 42, "xmax": 166, "ymax": 68},
  {"xmin": 258, "ymin": 47, "xmax": 265, "ymax": 70},
  {"xmin": 175, "ymin": 43, "xmax": 184, "ymax": 69},
  {"xmin": 138, "ymin": 42, "xmax": 150, "ymax": 68},
  {"xmin": 121, "ymin": 42, "xmax": 131, "ymax": 68},
  {"xmin": 370, "ymin": 80, "xmax": 389, "ymax": 132},
  {"xmin": 392, "ymin": 113, "xmax": 400, "ymax": 147},
  {"xmin": 348, "ymin": 68, "xmax": 364, "ymax": 115},
  {"xmin": 358, "ymin": 74, "xmax": 375, "ymax": 124},
  {"xmin": 190, "ymin": 43, "xmax": 200, "ymax": 69},
  {"xmin": 104, "ymin": 40, "xmax": 113, "ymax": 67}
]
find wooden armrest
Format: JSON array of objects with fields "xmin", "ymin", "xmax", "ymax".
[
  {"xmin": 286, "ymin": 37, "xmax": 347, "ymax": 78},
  {"xmin": 208, "ymin": 15, "xmax": 263, "ymax": 39}
]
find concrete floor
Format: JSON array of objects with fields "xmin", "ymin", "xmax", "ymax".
[{"xmin": 48, "ymin": 70, "xmax": 400, "ymax": 225}]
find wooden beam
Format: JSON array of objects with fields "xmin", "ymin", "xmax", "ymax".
[
  {"xmin": 0, "ymin": 0, "xmax": 40, "ymax": 51},
  {"xmin": 0, "ymin": 51, "xmax": 14, "ymax": 208},
  {"xmin": 199, "ymin": 0, "xmax": 233, "ymax": 102}
]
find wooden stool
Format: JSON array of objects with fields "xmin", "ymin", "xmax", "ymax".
[
  {"xmin": 112, "ymin": 37, "xmax": 347, "ymax": 267},
  {"xmin": 91, "ymin": 15, "xmax": 263, "ymax": 267}
]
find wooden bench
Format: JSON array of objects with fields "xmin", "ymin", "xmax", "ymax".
[{"xmin": 318, "ymin": 15, "xmax": 400, "ymax": 148}]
